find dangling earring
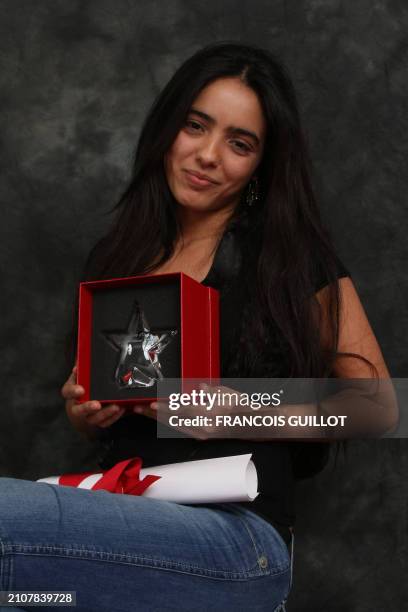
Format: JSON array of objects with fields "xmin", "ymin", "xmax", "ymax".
[{"xmin": 246, "ymin": 176, "xmax": 260, "ymax": 207}]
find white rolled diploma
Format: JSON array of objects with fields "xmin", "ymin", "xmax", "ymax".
[
  {"xmin": 139, "ymin": 453, "xmax": 258, "ymax": 504},
  {"xmin": 38, "ymin": 454, "xmax": 258, "ymax": 504}
]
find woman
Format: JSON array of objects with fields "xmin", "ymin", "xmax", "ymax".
[{"xmin": 0, "ymin": 43, "xmax": 394, "ymax": 612}]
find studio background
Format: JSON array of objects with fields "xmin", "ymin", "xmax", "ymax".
[{"xmin": 0, "ymin": 1, "xmax": 407, "ymax": 610}]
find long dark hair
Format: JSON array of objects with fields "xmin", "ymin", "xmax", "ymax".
[{"xmin": 83, "ymin": 41, "xmax": 343, "ymax": 380}]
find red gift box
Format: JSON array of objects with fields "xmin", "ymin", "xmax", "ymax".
[{"xmin": 76, "ymin": 272, "xmax": 219, "ymax": 406}]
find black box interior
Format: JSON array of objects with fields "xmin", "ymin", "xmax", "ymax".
[{"xmin": 90, "ymin": 278, "xmax": 181, "ymax": 401}]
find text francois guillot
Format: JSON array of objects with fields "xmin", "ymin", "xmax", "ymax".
[{"xmin": 165, "ymin": 390, "xmax": 347, "ymax": 428}]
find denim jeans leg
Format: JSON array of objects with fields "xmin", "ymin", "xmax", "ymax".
[{"xmin": 0, "ymin": 478, "xmax": 291, "ymax": 612}]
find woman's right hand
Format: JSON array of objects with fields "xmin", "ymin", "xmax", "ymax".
[{"xmin": 62, "ymin": 365, "xmax": 126, "ymax": 437}]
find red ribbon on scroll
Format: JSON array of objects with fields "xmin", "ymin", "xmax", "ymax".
[{"xmin": 58, "ymin": 457, "xmax": 161, "ymax": 495}]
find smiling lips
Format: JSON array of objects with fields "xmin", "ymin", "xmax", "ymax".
[{"xmin": 184, "ymin": 169, "xmax": 220, "ymax": 187}]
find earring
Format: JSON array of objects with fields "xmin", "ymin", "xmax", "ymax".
[{"xmin": 246, "ymin": 176, "xmax": 260, "ymax": 207}]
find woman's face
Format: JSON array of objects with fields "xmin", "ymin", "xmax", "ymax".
[{"xmin": 164, "ymin": 77, "xmax": 266, "ymax": 214}]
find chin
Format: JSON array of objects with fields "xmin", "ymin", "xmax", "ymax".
[{"xmin": 172, "ymin": 188, "xmax": 213, "ymax": 211}]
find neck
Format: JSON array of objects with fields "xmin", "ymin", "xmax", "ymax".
[{"xmin": 177, "ymin": 206, "xmax": 234, "ymax": 244}]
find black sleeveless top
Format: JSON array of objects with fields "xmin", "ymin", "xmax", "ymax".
[{"xmin": 98, "ymin": 226, "xmax": 349, "ymax": 545}]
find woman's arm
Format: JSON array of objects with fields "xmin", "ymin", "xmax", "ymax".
[
  {"xmin": 248, "ymin": 277, "xmax": 398, "ymax": 439},
  {"xmin": 314, "ymin": 277, "xmax": 398, "ymax": 436},
  {"xmin": 318, "ymin": 277, "xmax": 389, "ymax": 378}
]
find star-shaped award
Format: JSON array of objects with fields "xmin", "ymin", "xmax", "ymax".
[{"xmin": 103, "ymin": 300, "xmax": 178, "ymax": 389}]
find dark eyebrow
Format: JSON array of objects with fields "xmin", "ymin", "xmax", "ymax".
[{"xmin": 189, "ymin": 108, "xmax": 261, "ymax": 147}]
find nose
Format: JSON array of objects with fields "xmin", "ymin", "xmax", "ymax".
[{"xmin": 196, "ymin": 135, "xmax": 221, "ymax": 167}]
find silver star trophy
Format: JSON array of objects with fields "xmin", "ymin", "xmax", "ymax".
[{"xmin": 103, "ymin": 300, "xmax": 178, "ymax": 389}]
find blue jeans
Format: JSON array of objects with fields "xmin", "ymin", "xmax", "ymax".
[{"xmin": 0, "ymin": 478, "xmax": 292, "ymax": 611}]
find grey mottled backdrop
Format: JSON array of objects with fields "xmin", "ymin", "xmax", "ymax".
[{"xmin": 0, "ymin": 1, "xmax": 407, "ymax": 610}]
